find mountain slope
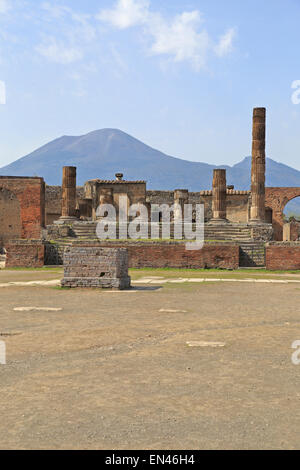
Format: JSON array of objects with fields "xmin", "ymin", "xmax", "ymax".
[{"xmin": 1, "ymin": 129, "xmax": 300, "ymax": 192}]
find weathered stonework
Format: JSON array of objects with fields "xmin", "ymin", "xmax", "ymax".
[
  {"xmin": 283, "ymin": 221, "xmax": 300, "ymax": 242},
  {"xmin": 0, "ymin": 176, "xmax": 45, "ymax": 248},
  {"xmin": 174, "ymin": 189, "xmax": 189, "ymax": 222},
  {"xmin": 250, "ymin": 224, "xmax": 273, "ymax": 241},
  {"xmin": 6, "ymin": 240, "xmax": 45, "ymax": 268},
  {"xmin": 211, "ymin": 169, "xmax": 227, "ymax": 223},
  {"xmin": 47, "ymin": 241, "xmax": 240, "ymax": 270},
  {"xmin": 59, "ymin": 167, "xmax": 77, "ymax": 222},
  {"xmin": 250, "ymin": 108, "xmax": 266, "ymax": 223},
  {"xmin": 266, "ymin": 242, "xmax": 300, "ymax": 270},
  {"xmin": 61, "ymin": 247, "xmax": 131, "ymax": 289}
]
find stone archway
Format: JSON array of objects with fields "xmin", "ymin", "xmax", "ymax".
[
  {"xmin": 0, "ymin": 188, "xmax": 21, "ymax": 247},
  {"xmin": 265, "ymin": 187, "xmax": 300, "ymax": 240}
]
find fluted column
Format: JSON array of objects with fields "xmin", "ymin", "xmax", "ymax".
[
  {"xmin": 211, "ymin": 169, "xmax": 227, "ymax": 223},
  {"xmin": 250, "ymin": 108, "xmax": 266, "ymax": 223}
]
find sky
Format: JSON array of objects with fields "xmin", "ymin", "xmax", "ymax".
[{"xmin": 0, "ymin": 0, "xmax": 300, "ymax": 169}]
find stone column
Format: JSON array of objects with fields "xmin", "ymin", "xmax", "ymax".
[
  {"xmin": 60, "ymin": 166, "xmax": 77, "ymax": 222},
  {"xmin": 174, "ymin": 189, "xmax": 189, "ymax": 221},
  {"xmin": 250, "ymin": 107, "xmax": 266, "ymax": 223},
  {"xmin": 211, "ymin": 169, "xmax": 227, "ymax": 223}
]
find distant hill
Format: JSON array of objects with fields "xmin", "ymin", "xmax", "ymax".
[{"xmin": 1, "ymin": 129, "xmax": 300, "ymax": 197}]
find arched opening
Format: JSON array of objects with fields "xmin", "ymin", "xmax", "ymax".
[
  {"xmin": 282, "ymin": 196, "xmax": 300, "ymax": 241},
  {"xmin": 0, "ymin": 188, "xmax": 21, "ymax": 248},
  {"xmin": 283, "ymin": 197, "xmax": 300, "ymax": 222}
]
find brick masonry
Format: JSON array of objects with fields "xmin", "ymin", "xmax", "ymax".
[
  {"xmin": 5, "ymin": 240, "xmax": 45, "ymax": 268},
  {"xmin": 0, "ymin": 176, "xmax": 45, "ymax": 247},
  {"xmin": 266, "ymin": 242, "xmax": 300, "ymax": 270},
  {"xmin": 61, "ymin": 247, "xmax": 131, "ymax": 289},
  {"xmin": 47, "ymin": 241, "xmax": 239, "ymax": 270}
]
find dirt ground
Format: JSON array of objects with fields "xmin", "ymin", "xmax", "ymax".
[{"xmin": 0, "ymin": 268, "xmax": 300, "ymax": 450}]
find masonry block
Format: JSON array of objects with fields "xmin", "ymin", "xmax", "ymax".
[{"xmin": 61, "ymin": 247, "xmax": 131, "ymax": 289}]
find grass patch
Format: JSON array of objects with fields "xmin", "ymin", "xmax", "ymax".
[{"xmin": 129, "ymin": 267, "xmax": 300, "ymax": 281}]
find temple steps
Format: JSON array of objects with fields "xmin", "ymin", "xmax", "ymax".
[
  {"xmin": 239, "ymin": 242, "xmax": 266, "ymax": 267},
  {"xmin": 72, "ymin": 222, "xmax": 253, "ymax": 241}
]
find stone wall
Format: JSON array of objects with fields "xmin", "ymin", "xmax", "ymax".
[
  {"xmin": 46, "ymin": 240, "xmax": 239, "ymax": 270},
  {"xmin": 61, "ymin": 247, "xmax": 131, "ymax": 289},
  {"xmin": 0, "ymin": 177, "xmax": 45, "ymax": 246},
  {"xmin": 146, "ymin": 190, "xmax": 250, "ymax": 223},
  {"xmin": 266, "ymin": 242, "xmax": 300, "ymax": 270},
  {"xmin": 5, "ymin": 240, "xmax": 45, "ymax": 268}
]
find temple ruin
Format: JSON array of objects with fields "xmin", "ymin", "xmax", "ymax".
[{"xmin": 2, "ymin": 107, "xmax": 300, "ymax": 271}]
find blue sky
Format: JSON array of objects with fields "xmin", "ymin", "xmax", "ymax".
[{"xmin": 0, "ymin": 0, "xmax": 300, "ymax": 169}]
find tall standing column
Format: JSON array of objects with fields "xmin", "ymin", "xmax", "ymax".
[
  {"xmin": 211, "ymin": 169, "xmax": 227, "ymax": 223},
  {"xmin": 250, "ymin": 107, "xmax": 266, "ymax": 223},
  {"xmin": 61, "ymin": 166, "xmax": 77, "ymax": 221}
]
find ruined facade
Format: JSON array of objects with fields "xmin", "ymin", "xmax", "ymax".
[
  {"xmin": 2, "ymin": 107, "xmax": 300, "ymax": 273},
  {"xmin": 0, "ymin": 176, "xmax": 45, "ymax": 249}
]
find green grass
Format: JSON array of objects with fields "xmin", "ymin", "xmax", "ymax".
[{"xmin": 129, "ymin": 267, "xmax": 300, "ymax": 281}]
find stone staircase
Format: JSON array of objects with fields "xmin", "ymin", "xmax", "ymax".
[
  {"xmin": 72, "ymin": 222, "xmax": 98, "ymax": 238},
  {"xmin": 204, "ymin": 225, "xmax": 252, "ymax": 241},
  {"xmin": 72, "ymin": 222, "xmax": 253, "ymax": 241},
  {"xmin": 70, "ymin": 221, "xmax": 266, "ymax": 268},
  {"xmin": 239, "ymin": 241, "xmax": 266, "ymax": 267}
]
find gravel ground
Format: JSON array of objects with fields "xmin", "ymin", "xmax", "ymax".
[{"xmin": 0, "ymin": 276, "xmax": 300, "ymax": 449}]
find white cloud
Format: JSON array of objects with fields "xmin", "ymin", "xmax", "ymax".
[
  {"xmin": 215, "ymin": 28, "xmax": 236, "ymax": 57},
  {"xmin": 36, "ymin": 38, "xmax": 83, "ymax": 64},
  {"xmin": 97, "ymin": 0, "xmax": 149, "ymax": 29},
  {"xmin": 0, "ymin": 0, "xmax": 10, "ymax": 14},
  {"xmin": 148, "ymin": 11, "xmax": 210, "ymax": 70},
  {"xmin": 97, "ymin": 0, "xmax": 236, "ymax": 70}
]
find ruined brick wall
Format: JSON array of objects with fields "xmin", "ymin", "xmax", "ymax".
[
  {"xmin": 0, "ymin": 177, "xmax": 45, "ymax": 246},
  {"xmin": 48, "ymin": 241, "xmax": 239, "ymax": 270},
  {"xmin": 146, "ymin": 190, "xmax": 250, "ymax": 223},
  {"xmin": 61, "ymin": 247, "xmax": 131, "ymax": 289},
  {"xmin": 0, "ymin": 188, "xmax": 22, "ymax": 247},
  {"xmin": 266, "ymin": 242, "xmax": 300, "ymax": 270},
  {"xmin": 84, "ymin": 180, "xmax": 146, "ymax": 220},
  {"xmin": 5, "ymin": 240, "xmax": 45, "ymax": 268}
]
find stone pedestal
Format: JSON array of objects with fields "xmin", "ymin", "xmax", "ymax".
[
  {"xmin": 61, "ymin": 247, "xmax": 131, "ymax": 290},
  {"xmin": 210, "ymin": 169, "xmax": 228, "ymax": 224},
  {"xmin": 250, "ymin": 108, "xmax": 266, "ymax": 223}
]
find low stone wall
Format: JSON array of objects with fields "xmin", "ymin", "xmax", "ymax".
[
  {"xmin": 61, "ymin": 247, "xmax": 131, "ymax": 289},
  {"xmin": 6, "ymin": 240, "xmax": 45, "ymax": 268},
  {"xmin": 266, "ymin": 242, "xmax": 300, "ymax": 270},
  {"xmin": 53, "ymin": 241, "xmax": 239, "ymax": 270}
]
